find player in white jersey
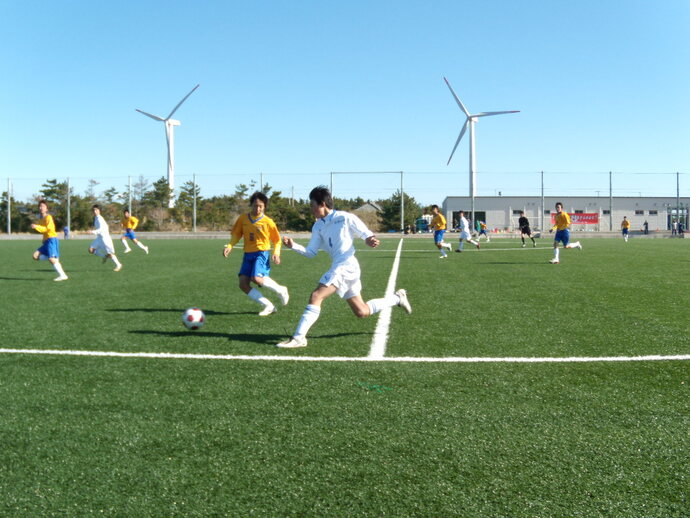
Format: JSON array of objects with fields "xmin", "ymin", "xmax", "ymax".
[
  {"xmin": 88, "ymin": 205, "xmax": 123, "ymax": 272},
  {"xmin": 276, "ymin": 186, "xmax": 412, "ymax": 348},
  {"xmin": 455, "ymin": 211, "xmax": 480, "ymax": 252}
]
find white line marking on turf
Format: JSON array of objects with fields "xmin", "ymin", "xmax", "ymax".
[
  {"xmin": 368, "ymin": 238, "xmax": 404, "ymax": 360},
  {"xmin": 1, "ymin": 349, "xmax": 688, "ymax": 363}
]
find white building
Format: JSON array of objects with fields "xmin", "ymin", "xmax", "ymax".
[{"xmin": 442, "ymin": 196, "xmax": 689, "ymax": 232}]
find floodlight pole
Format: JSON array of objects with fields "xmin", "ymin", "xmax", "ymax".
[
  {"xmin": 66, "ymin": 177, "xmax": 71, "ymax": 235},
  {"xmin": 540, "ymin": 171, "xmax": 544, "ymax": 231},
  {"xmin": 400, "ymin": 171, "xmax": 404, "ymax": 232},
  {"xmin": 128, "ymin": 176, "xmax": 132, "ymax": 214},
  {"xmin": 192, "ymin": 173, "xmax": 197, "ymax": 233},
  {"xmin": 609, "ymin": 171, "xmax": 613, "ymax": 231},
  {"xmin": 6, "ymin": 178, "xmax": 11, "ymax": 234}
]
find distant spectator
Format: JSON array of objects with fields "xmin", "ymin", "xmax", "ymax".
[{"xmin": 643, "ymin": 220, "xmax": 649, "ymax": 234}]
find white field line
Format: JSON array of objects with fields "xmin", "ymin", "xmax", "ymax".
[
  {"xmin": 368, "ymin": 238, "xmax": 404, "ymax": 359},
  {"xmin": 0, "ymin": 348, "xmax": 688, "ymax": 363}
]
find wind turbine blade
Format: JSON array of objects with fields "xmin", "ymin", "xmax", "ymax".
[
  {"xmin": 443, "ymin": 77, "xmax": 470, "ymax": 117},
  {"xmin": 474, "ymin": 110, "xmax": 520, "ymax": 118},
  {"xmin": 166, "ymin": 84, "xmax": 200, "ymax": 120},
  {"xmin": 136, "ymin": 109, "xmax": 165, "ymax": 121},
  {"xmin": 447, "ymin": 120, "xmax": 469, "ymax": 165}
]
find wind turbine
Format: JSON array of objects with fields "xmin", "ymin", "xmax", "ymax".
[
  {"xmin": 444, "ymin": 76, "xmax": 518, "ymax": 223},
  {"xmin": 136, "ymin": 84, "xmax": 199, "ymax": 207}
]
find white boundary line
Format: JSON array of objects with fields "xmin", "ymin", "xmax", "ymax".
[
  {"xmin": 368, "ymin": 238, "xmax": 404, "ymax": 359},
  {"xmin": 0, "ymin": 348, "xmax": 688, "ymax": 363}
]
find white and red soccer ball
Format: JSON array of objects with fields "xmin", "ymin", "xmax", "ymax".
[{"xmin": 182, "ymin": 307, "xmax": 205, "ymax": 330}]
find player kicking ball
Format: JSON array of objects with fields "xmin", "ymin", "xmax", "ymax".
[
  {"xmin": 223, "ymin": 191, "xmax": 289, "ymax": 316},
  {"xmin": 549, "ymin": 202, "xmax": 582, "ymax": 264},
  {"xmin": 88, "ymin": 205, "xmax": 123, "ymax": 272},
  {"xmin": 277, "ymin": 186, "xmax": 412, "ymax": 349}
]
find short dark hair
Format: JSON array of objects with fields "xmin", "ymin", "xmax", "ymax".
[
  {"xmin": 38, "ymin": 199, "xmax": 48, "ymax": 208},
  {"xmin": 555, "ymin": 202, "xmax": 563, "ymax": 209},
  {"xmin": 249, "ymin": 191, "xmax": 268, "ymax": 208},
  {"xmin": 309, "ymin": 186, "xmax": 333, "ymax": 209},
  {"xmin": 92, "ymin": 204, "xmax": 101, "ymax": 210},
  {"xmin": 431, "ymin": 204, "xmax": 439, "ymax": 210},
  {"xmin": 124, "ymin": 209, "xmax": 130, "ymax": 214},
  {"xmin": 519, "ymin": 210, "xmax": 525, "ymax": 215}
]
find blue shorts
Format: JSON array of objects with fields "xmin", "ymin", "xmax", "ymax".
[
  {"xmin": 434, "ymin": 230, "xmax": 446, "ymax": 244},
  {"xmin": 479, "ymin": 229, "xmax": 488, "ymax": 236},
  {"xmin": 123, "ymin": 229, "xmax": 137, "ymax": 240},
  {"xmin": 554, "ymin": 229, "xmax": 570, "ymax": 246},
  {"xmin": 622, "ymin": 228, "xmax": 629, "ymax": 235},
  {"xmin": 37, "ymin": 237, "xmax": 60, "ymax": 258},
  {"xmin": 239, "ymin": 251, "xmax": 271, "ymax": 278}
]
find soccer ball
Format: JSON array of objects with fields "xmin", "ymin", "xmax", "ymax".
[{"xmin": 182, "ymin": 307, "xmax": 205, "ymax": 330}]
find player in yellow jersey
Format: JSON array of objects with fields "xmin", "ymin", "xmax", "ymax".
[
  {"xmin": 222, "ymin": 192, "xmax": 289, "ymax": 316},
  {"xmin": 621, "ymin": 216, "xmax": 631, "ymax": 242},
  {"xmin": 548, "ymin": 202, "xmax": 582, "ymax": 264},
  {"xmin": 120, "ymin": 210, "xmax": 149, "ymax": 254},
  {"xmin": 429, "ymin": 205, "xmax": 452, "ymax": 258},
  {"xmin": 31, "ymin": 200, "xmax": 69, "ymax": 281}
]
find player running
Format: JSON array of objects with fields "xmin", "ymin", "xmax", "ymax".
[
  {"xmin": 477, "ymin": 220, "xmax": 490, "ymax": 243},
  {"xmin": 223, "ymin": 191, "xmax": 289, "ymax": 316},
  {"xmin": 429, "ymin": 205, "xmax": 452, "ymax": 258},
  {"xmin": 277, "ymin": 186, "xmax": 412, "ymax": 349},
  {"xmin": 30, "ymin": 200, "xmax": 69, "ymax": 281},
  {"xmin": 518, "ymin": 211, "xmax": 536, "ymax": 247},
  {"xmin": 549, "ymin": 202, "xmax": 582, "ymax": 264},
  {"xmin": 621, "ymin": 216, "xmax": 630, "ymax": 242},
  {"xmin": 120, "ymin": 209, "xmax": 149, "ymax": 254},
  {"xmin": 455, "ymin": 211, "xmax": 480, "ymax": 252},
  {"xmin": 89, "ymin": 205, "xmax": 123, "ymax": 272}
]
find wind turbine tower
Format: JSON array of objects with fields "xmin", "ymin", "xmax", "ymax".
[
  {"xmin": 136, "ymin": 84, "xmax": 200, "ymax": 207},
  {"xmin": 444, "ymin": 77, "xmax": 519, "ymax": 223}
]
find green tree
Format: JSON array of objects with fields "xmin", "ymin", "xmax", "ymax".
[
  {"xmin": 0, "ymin": 192, "xmax": 32, "ymax": 233},
  {"xmin": 176, "ymin": 180, "xmax": 202, "ymax": 228},
  {"xmin": 378, "ymin": 190, "xmax": 422, "ymax": 232},
  {"xmin": 142, "ymin": 177, "xmax": 174, "ymax": 209}
]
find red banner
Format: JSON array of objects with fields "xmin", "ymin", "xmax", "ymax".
[{"xmin": 551, "ymin": 213, "xmax": 599, "ymax": 225}]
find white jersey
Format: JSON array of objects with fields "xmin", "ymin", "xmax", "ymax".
[
  {"xmin": 91, "ymin": 214, "xmax": 115, "ymax": 254},
  {"xmin": 459, "ymin": 216, "xmax": 472, "ymax": 240}
]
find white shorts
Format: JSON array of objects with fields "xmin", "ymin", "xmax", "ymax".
[
  {"xmin": 319, "ymin": 260, "xmax": 362, "ymax": 300},
  {"xmin": 91, "ymin": 235, "xmax": 115, "ymax": 255},
  {"xmin": 459, "ymin": 230, "xmax": 472, "ymax": 240}
]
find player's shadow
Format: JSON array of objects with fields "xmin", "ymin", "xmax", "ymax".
[
  {"xmin": 129, "ymin": 330, "xmax": 285, "ymax": 345},
  {"xmin": 108, "ymin": 308, "xmax": 238, "ymax": 316},
  {"xmin": 0, "ymin": 276, "xmax": 45, "ymax": 281}
]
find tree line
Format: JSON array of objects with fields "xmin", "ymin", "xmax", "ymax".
[{"xmin": 1, "ymin": 177, "xmax": 423, "ymax": 234}]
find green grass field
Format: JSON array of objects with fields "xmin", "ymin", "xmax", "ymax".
[{"xmin": 0, "ymin": 236, "xmax": 688, "ymax": 516}]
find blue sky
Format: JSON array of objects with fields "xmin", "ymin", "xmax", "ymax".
[{"xmin": 1, "ymin": 0, "xmax": 688, "ymax": 205}]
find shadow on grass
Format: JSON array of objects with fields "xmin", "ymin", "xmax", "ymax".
[
  {"xmin": 108, "ymin": 308, "xmax": 240, "ymax": 316},
  {"xmin": 129, "ymin": 329, "xmax": 288, "ymax": 345},
  {"xmin": 0, "ymin": 276, "xmax": 45, "ymax": 281}
]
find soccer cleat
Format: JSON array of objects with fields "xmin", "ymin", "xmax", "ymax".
[
  {"xmin": 439, "ymin": 255, "xmax": 446, "ymax": 259},
  {"xmin": 549, "ymin": 259, "xmax": 559, "ymax": 264},
  {"xmin": 454, "ymin": 249, "xmax": 463, "ymax": 253},
  {"xmin": 533, "ymin": 242, "xmax": 537, "ymax": 247},
  {"xmin": 522, "ymin": 243, "xmax": 526, "ymax": 248},
  {"xmin": 114, "ymin": 265, "xmax": 122, "ymax": 272},
  {"xmin": 576, "ymin": 242, "xmax": 583, "ymax": 250},
  {"xmin": 101, "ymin": 256, "xmax": 108, "ymax": 264},
  {"xmin": 278, "ymin": 287, "xmax": 290, "ymax": 306},
  {"xmin": 123, "ymin": 249, "xmax": 132, "ymax": 253},
  {"xmin": 276, "ymin": 336, "xmax": 308, "ymax": 348},
  {"xmin": 258, "ymin": 305, "xmax": 277, "ymax": 317},
  {"xmin": 395, "ymin": 288, "xmax": 412, "ymax": 314},
  {"xmin": 144, "ymin": 246, "xmax": 149, "ymax": 255},
  {"xmin": 476, "ymin": 243, "xmax": 480, "ymax": 250},
  {"xmin": 54, "ymin": 275, "xmax": 69, "ymax": 282}
]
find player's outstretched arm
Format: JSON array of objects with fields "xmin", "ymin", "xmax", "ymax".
[{"xmin": 365, "ymin": 236, "xmax": 380, "ymax": 248}]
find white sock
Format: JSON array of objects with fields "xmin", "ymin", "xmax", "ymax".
[
  {"xmin": 111, "ymin": 255, "xmax": 122, "ymax": 268},
  {"xmin": 294, "ymin": 304, "xmax": 321, "ymax": 339},
  {"xmin": 52, "ymin": 261, "xmax": 66, "ymax": 277},
  {"xmin": 443, "ymin": 242, "xmax": 452, "ymax": 250},
  {"xmin": 136, "ymin": 241, "xmax": 147, "ymax": 250},
  {"xmin": 470, "ymin": 239, "xmax": 479, "ymax": 246},
  {"xmin": 260, "ymin": 276, "xmax": 284, "ymax": 294},
  {"xmin": 366, "ymin": 294, "xmax": 400, "ymax": 315},
  {"xmin": 554, "ymin": 248, "xmax": 560, "ymax": 261},
  {"xmin": 248, "ymin": 287, "xmax": 272, "ymax": 308},
  {"xmin": 440, "ymin": 249, "xmax": 447, "ymax": 257},
  {"xmin": 122, "ymin": 239, "xmax": 131, "ymax": 251},
  {"xmin": 458, "ymin": 241, "xmax": 465, "ymax": 250}
]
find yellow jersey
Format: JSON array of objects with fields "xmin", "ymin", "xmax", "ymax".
[
  {"xmin": 621, "ymin": 219, "xmax": 630, "ymax": 229},
  {"xmin": 34, "ymin": 214, "xmax": 57, "ymax": 240},
  {"xmin": 122, "ymin": 215, "xmax": 139, "ymax": 230},
  {"xmin": 429, "ymin": 213, "xmax": 446, "ymax": 231},
  {"xmin": 551, "ymin": 211, "xmax": 571, "ymax": 231},
  {"xmin": 228, "ymin": 213, "xmax": 282, "ymax": 255}
]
